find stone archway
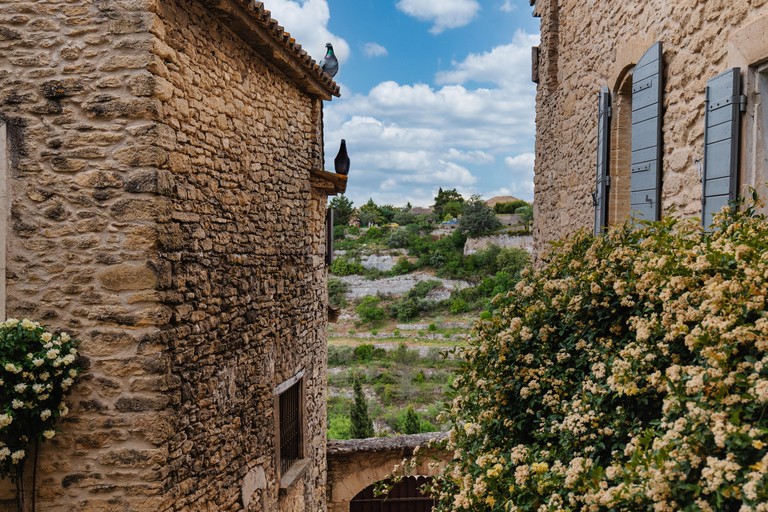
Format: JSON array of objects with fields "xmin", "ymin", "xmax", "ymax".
[{"xmin": 326, "ymin": 433, "xmax": 451, "ymax": 512}]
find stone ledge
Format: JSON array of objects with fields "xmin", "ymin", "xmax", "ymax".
[
  {"xmin": 279, "ymin": 458, "xmax": 310, "ymax": 496},
  {"xmin": 327, "ymin": 432, "xmax": 447, "ymax": 456}
]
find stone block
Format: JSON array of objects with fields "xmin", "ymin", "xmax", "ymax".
[
  {"xmin": 40, "ymin": 78, "xmax": 85, "ymax": 98},
  {"xmin": 114, "ymin": 144, "xmax": 168, "ymax": 167}
]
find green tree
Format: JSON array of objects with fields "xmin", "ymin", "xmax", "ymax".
[
  {"xmin": 493, "ymin": 199, "xmax": 529, "ymax": 214},
  {"xmin": 329, "ymin": 194, "xmax": 354, "ymax": 227},
  {"xmin": 442, "ymin": 200, "xmax": 463, "ymax": 219},
  {"xmin": 350, "ymin": 377, "xmax": 374, "ymax": 439},
  {"xmin": 458, "ymin": 194, "xmax": 501, "ymax": 237},
  {"xmin": 402, "ymin": 405, "xmax": 420, "ymax": 434},
  {"xmin": 433, "ymin": 187, "xmax": 464, "ymax": 219},
  {"xmin": 355, "ymin": 295, "xmax": 386, "ymax": 329},
  {"xmin": 515, "ymin": 205, "xmax": 534, "ymax": 229},
  {"xmin": 358, "ymin": 198, "xmax": 383, "ymax": 226}
]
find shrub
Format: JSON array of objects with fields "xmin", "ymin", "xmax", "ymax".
[
  {"xmin": 402, "ymin": 405, "xmax": 421, "ymax": 434},
  {"xmin": 372, "ymin": 348, "xmax": 387, "ymax": 359},
  {"xmin": 327, "ymin": 414, "xmax": 351, "ymax": 440},
  {"xmin": 388, "ymin": 298, "xmax": 419, "ymax": 322},
  {"xmin": 392, "ymin": 343, "xmax": 419, "ymax": 365},
  {"xmin": 479, "ymin": 310, "xmax": 492, "ymax": 320},
  {"xmin": 328, "ymin": 277, "xmax": 348, "ymax": 308},
  {"xmin": 333, "ymin": 225, "xmax": 346, "ymax": 240},
  {"xmin": 354, "ymin": 344, "xmax": 374, "ymax": 362},
  {"xmin": 329, "ymin": 257, "xmax": 365, "ymax": 276},
  {"xmin": 327, "ymin": 345, "xmax": 355, "ymax": 365},
  {"xmin": 428, "ymin": 323, "xmax": 437, "ymax": 332},
  {"xmin": 386, "ymin": 229, "xmax": 410, "ymax": 249},
  {"xmin": 408, "ymin": 280, "xmax": 442, "ymax": 299},
  {"xmin": 449, "ymin": 299, "xmax": 469, "ymax": 314},
  {"xmin": 0, "ymin": 320, "xmax": 83, "ymax": 489},
  {"xmin": 401, "ymin": 195, "xmax": 768, "ymax": 512},
  {"xmin": 355, "ymin": 296, "xmax": 386, "ymax": 329}
]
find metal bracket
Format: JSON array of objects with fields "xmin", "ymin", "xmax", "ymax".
[
  {"xmin": 694, "ymin": 158, "xmax": 702, "ymax": 182},
  {"xmin": 645, "ymin": 195, "xmax": 654, "ymax": 205}
]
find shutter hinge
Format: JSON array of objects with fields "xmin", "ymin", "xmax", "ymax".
[
  {"xmin": 591, "ymin": 192, "xmax": 597, "ymax": 207},
  {"xmin": 605, "ymin": 175, "xmax": 611, "ymax": 188},
  {"xmin": 739, "ymin": 94, "xmax": 747, "ymax": 112},
  {"xmin": 606, "ymin": 106, "xmax": 612, "ymax": 118}
]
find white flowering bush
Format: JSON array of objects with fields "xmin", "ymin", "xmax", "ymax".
[
  {"xmin": 0, "ymin": 319, "xmax": 81, "ymax": 480},
  {"xmin": 403, "ymin": 195, "xmax": 768, "ymax": 511}
]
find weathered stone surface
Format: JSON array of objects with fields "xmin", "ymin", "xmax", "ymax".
[
  {"xmin": 97, "ymin": 263, "xmax": 157, "ymax": 290},
  {"xmin": 40, "ymin": 78, "xmax": 85, "ymax": 98},
  {"xmin": 113, "ymin": 144, "xmax": 168, "ymax": 167},
  {"xmin": 532, "ymin": 0, "xmax": 768, "ymax": 255}
]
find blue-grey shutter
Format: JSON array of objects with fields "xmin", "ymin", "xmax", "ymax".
[
  {"xmin": 702, "ymin": 68, "xmax": 743, "ymax": 230},
  {"xmin": 594, "ymin": 85, "xmax": 611, "ymax": 235},
  {"xmin": 325, "ymin": 208, "xmax": 334, "ymax": 266},
  {"xmin": 630, "ymin": 42, "xmax": 663, "ymax": 222}
]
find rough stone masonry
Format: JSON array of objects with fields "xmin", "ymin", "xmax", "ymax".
[
  {"xmin": 0, "ymin": 0, "xmax": 340, "ymax": 510},
  {"xmin": 532, "ymin": 0, "xmax": 768, "ymax": 254}
]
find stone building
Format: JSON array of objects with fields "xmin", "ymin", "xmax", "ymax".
[
  {"xmin": 0, "ymin": 0, "xmax": 343, "ymax": 510},
  {"xmin": 530, "ymin": 0, "xmax": 768, "ymax": 251}
]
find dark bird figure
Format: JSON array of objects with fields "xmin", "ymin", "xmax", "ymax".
[
  {"xmin": 319, "ymin": 42, "xmax": 339, "ymax": 78},
  {"xmin": 334, "ymin": 139, "xmax": 350, "ymax": 176}
]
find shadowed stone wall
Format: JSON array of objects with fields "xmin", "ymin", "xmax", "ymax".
[
  {"xmin": 0, "ymin": 0, "xmax": 337, "ymax": 510},
  {"xmin": 532, "ymin": 0, "xmax": 768, "ymax": 254}
]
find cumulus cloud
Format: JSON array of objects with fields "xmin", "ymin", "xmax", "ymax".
[
  {"xmin": 396, "ymin": 0, "xmax": 481, "ymax": 34},
  {"xmin": 324, "ymin": 32, "xmax": 538, "ymax": 207},
  {"xmin": 264, "ymin": 0, "xmax": 350, "ymax": 63},
  {"xmin": 435, "ymin": 30, "xmax": 540, "ymax": 87},
  {"xmin": 362, "ymin": 42, "xmax": 388, "ymax": 58}
]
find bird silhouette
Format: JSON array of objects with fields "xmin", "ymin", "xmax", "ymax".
[
  {"xmin": 319, "ymin": 42, "xmax": 339, "ymax": 78},
  {"xmin": 334, "ymin": 139, "xmax": 349, "ymax": 176}
]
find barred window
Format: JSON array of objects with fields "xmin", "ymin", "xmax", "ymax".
[{"xmin": 275, "ymin": 373, "xmax": 304, "ymax": 476}]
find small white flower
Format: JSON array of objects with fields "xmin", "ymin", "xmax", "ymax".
[
  {"xmin": 5, "ymin": 318, "xmax": 19, "ymax": 328},
  {"xmin": 0, "ymin": 414, "xmax": 12, "ymax": 428},
  {"xmin": 33, "ymin": 359, "xmax": 44, "ymax": 367},
  {"xmin": 46, "ymin": 349, "xmax": 59, "ymax": 360},
  {"xmin": 43, "ymin": 430, "xmax": 55, "ymax": 440},
  {"xmin": 39, "ymin": 372, "xmax": 49, "ymax": 381},
  {"xmin": 14, "ymin": 383, "xmax": 27, "ymax": 393},
  {"xmin": 21, "ymin": 319, "xmax": 34, "ymax": 330},
  {"xmin": 69, "ymin": 348, "xmax": 77, "ymax": 355},
  {"xmin": 10, "ymin": 450, "xmax": 25, "ymax": 464},
  {"xmin": 68, "ymin": 369, "xmax": 77, "ymax": 378},
  {"xmin": 38, "ymin": 394, "xmax": 49, "ymax": 401},
  {"xmin": 58, "ymin": 404, "xmax": 69, "ymax": 417},
  {"xmin": 41, "ymin": 332, "xmax": 52, "ymax": 343},
  {"xmin": 0, "ymin": 447, "xmax": 9, "ymax": 461},
  {"xmin": 43, "ymin": 342, "xmax": 53, "ymax": 349},
  {"xmin": 40, "ymin": 409, "xmax": 51, "ymax": 421},
  {"xmin": 4, "ymin": 363, "xmax": 19, "ymax": 374},
  {"xmin": 63, "ymin": 355, "xmax": 75, "ymax": 365},
  {"xmin": 11, "ymin": 399, "xmax": 23, "ymax": 409},
  {"xmin": 32, "ymin": 383, "xmax": 44, "ymax": 393},
  {"xmin": 60, "ymin": 332, "xmax": 70, "ymax": 343},
  {"xmin": 27, "ymin": 353, "xmax": 34, "ymax": 359}
]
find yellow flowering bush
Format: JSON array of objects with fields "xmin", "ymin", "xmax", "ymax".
[
  {"xmin": 420, "ymin": 196, "xmax": 768, "ymax": 511},
  {"xmin": 0, "ymin": 319, "xmax": 82, "ymax": 481}
]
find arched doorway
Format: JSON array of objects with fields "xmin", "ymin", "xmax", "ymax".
[{"xmin": 349, "ymin": 476, "xmax": 434, "ymax": 512}]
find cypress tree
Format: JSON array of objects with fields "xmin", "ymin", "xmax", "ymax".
[
  {"xmin": 403, "ymin": 404, "xmax": 420, "ymax": 434},
  {"xmin": 350, "ymin": 376, "xmax": 374, "ymax": 439}
]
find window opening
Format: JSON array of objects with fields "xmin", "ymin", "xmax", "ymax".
[
  {"xmin": 608, "ymin": 70, "xmax": 633, "ymax": 225},
  {"xmin": 277, "ymin": 376, "xmax": 303, "ymax": 475}
]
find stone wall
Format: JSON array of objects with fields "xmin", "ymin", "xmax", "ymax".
[
  {"xmin": 0, "ymin": 0, "xmax": 336, "ymax": 510},
  {"xmin": 532, "ymin": 0, "xmax": 768, "ymax": 254}
]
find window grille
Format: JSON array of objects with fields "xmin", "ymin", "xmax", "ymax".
[{"xmin": 278, "ymin": 377, "xmax": 303, "ymax": 475}]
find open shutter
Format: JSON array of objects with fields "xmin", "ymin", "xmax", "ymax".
[
  {"xmin": 325, "ymin": 208, "xmax": 334, "ymax": 266},
  {"xmin": 630, "ymin": 42, "xmax": 663, "ymax": 222},
  {"xmin": 594, "ymin": 85, "xmax": 611, "ymax": 235},
  {"xmin": 702, "ymin": 68, "xmax": 742, "ymax": 230}
]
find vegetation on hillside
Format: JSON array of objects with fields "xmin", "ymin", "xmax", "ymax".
[{"xmin": 391, "ymin": 195, "xmax": 768, "ymax": 511}]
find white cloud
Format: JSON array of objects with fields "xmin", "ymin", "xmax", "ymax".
[
  {"xmin": 362, "ymin": 42, "xmax": 388, "ymax": 58},
  {"xmin": 435, "ymin": 30, "xmax": 540, "ymax": 87},
  {"xmin": 324, "ymin": 32, "xmax": 539, "ymax": 207},
  {"xmin": 396, "ymin": 0, "xmax": 480, "ymax": 34},
  {"xmin": 500, "ymin": 0, "xmax": 516, "ymax": 13},
  {"xmin": 263, "ymin": 0, "xmax": 350, "ymax": 64},
  {"xmin": 444, "ymin": 148, "xmax": 495, "ymax": 164}
]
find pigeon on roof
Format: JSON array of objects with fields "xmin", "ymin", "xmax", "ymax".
[
  {"xmin": 319, "ymin": 42, "xmax": 339, "ymax": 78},
  {"xmin": 334, "ymin": 139, "xmax": 349, "ymax": 175}
]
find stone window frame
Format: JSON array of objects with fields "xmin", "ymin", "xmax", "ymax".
[
  {"xmin": 273, "ymin": 370, "xmax": 306, "ymax": 478},
  {"xmin": 607, "ymin": 66, "xmax": 634, "ymax": 226},
  {"xmin": 729, "ymin": 14, "xmax": 768, "ymax": 207}
]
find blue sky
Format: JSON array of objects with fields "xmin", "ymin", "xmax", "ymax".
[{"xmin": 266, "ymin": 0, "xmax": 540, "ymax": 208}]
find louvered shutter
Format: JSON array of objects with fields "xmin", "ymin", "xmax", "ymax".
[
  {"xmin": 702, "ymin": 68, "xmax": 742, "ymax": 230},
  {"xmin": 630, "ymin": 42, "xmax": 663, "ymax": 222},
  {"xmin": 594, "ymin": 85, "xmax": 611, "ymax": 235},
  {"xmin": 325, "ymin": 208, "xmax": 334, "ymax": 266}
]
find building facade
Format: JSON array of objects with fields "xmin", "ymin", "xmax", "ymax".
[
  {"xmin": 531, "ymin": 0, "xmax": 768, "ymax": 251},
  {"xmin": 0, "ymin": 0, "xmax": 341, "ymax": 510}
]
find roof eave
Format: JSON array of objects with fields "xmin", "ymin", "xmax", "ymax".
[{"xmin": 202, "ymin": 0, "xmax": 341, "ymax": 99}]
